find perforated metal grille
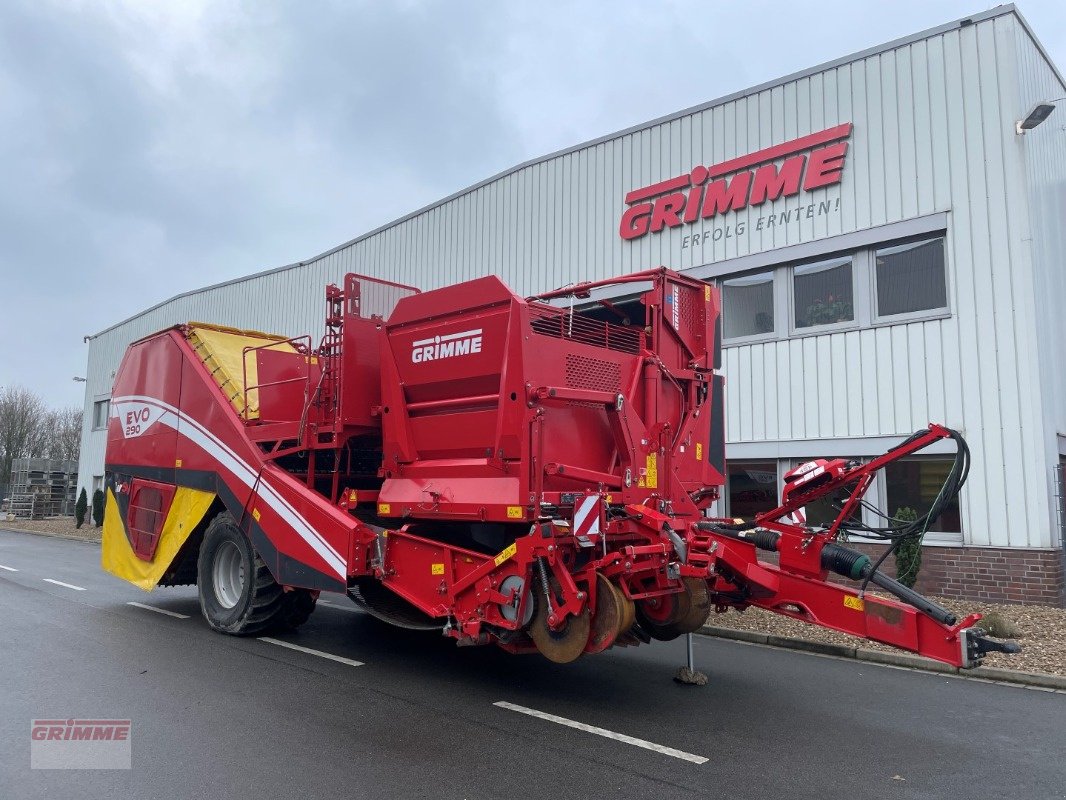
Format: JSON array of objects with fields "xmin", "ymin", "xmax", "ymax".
[
  {"xmin": 675, "ymin": 284, "xmax": 705, "ymax": 340},
  {"xmin": 529, "ymin": 306, "xmax": 641, "ymax": 355},
  {"xmin": 565, "ymin": 354, "xmax": 621, "ymax": 392}
]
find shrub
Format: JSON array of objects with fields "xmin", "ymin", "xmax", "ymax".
[
  {"xmin": 92, "ymin": 489, "xmax": 105, "ymax": 528},
  {"xmin": 75, "ymin": 488, "xmax": 88, "ymax": 529},
  {"xmin": 893, "ymin": 506, "xmax": 921, "ymax": 589}
]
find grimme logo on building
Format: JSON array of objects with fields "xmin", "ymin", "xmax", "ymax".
[
  {"xmin": 411, "ymin": 329, "xmax": 483, "ymax": 363},
  {"xmin": 619, "ymin": 122, "xmax": 852, "ymax": 240}
]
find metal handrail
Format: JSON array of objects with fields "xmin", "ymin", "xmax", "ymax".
[{"xmin": 240, "ymin": 335, "xmax": 313, "ymax": 423}]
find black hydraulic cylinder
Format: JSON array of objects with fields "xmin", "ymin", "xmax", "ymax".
[{"xmin": 860, "ymin": 566, "xmax": 957, "ymax": 626}]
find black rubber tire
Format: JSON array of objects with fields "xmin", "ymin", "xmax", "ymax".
[
  {"xmin": 276, "ymin": 589, "xmax": 317, "ymax": 631},
  {"xmin": 197, "ymin": 512, "xmax": 304, "ymax": 635}
]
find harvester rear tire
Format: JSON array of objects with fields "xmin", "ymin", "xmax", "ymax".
[{"xmin": 197, "ymin": 512, "xmax": 291, "ymax": 635}]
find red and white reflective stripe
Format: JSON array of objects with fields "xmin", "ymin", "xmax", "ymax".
[
  {"xmin": 110, "ymin": 395, "xmax": 346, "ymax": 579},
  {"xmin": 573, "ymin": 495, "xmax": 601, "ymax": 538}
]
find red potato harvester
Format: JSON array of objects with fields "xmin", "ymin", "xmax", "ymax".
[{"xmin": 101, "ymin": 268, "xmax": 1018, "ymax": 668}]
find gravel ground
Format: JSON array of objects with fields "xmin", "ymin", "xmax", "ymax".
[
  {"xmin": 0, "ymin": 516, "xmax": 102, "ymax": 543},
  {"xmin": 709, "ymin": 594, "xmax": 1066, "ymax": 677}
]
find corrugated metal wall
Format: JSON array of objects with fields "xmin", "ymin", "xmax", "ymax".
[
  {"xmin": 78, "ymin": 8, "xmax": 1065, "ymax": 549},
  {"xmin": 1014, "ymin": 20, "xmax": 1066, "ymax": 549}
]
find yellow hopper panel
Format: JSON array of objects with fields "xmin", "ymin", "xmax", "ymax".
[{"xmin": 185, "ymin": 323, "xmax": 298, "ymax": 420}]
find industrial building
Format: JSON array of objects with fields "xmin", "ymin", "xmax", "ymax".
[{"xmin": 78, "ymin": 5, "xmax": 1066, "ymax": 605}]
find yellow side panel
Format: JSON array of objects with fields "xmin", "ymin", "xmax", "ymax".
[
  {"xmin": 186, "ymin": 323, "xmax": 297, "ymax": 420},
  {"xmin": 101, "ymin": 486, "xmax": 216, "ymax": 592}
]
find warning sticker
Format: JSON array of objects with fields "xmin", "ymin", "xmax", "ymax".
[
  {"xmin": 645, "ymin": 453, "xmax": 658, "ymax": 489},
  {"xmin": 843, "ymin": 595, "xmax": 864, "ymax": 611},
  {"xmin": 494, "ymin": 542, "xmax": 518, "ymax": 567},
  {"xmin": 431, "ymin": 563, "xmax": 445, "ymax": 576},
  {"xmin": 378, "ymin": 502, "xmax": 391, "ymax": 515},
  {"xmin": 506, "ymin": 506, "xmax": 523, "ymax": 519},
  {"xmin": 695, "ymin": 442, "xmax": 703, "ymax": 461}
]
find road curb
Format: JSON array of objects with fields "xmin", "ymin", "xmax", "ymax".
[
  {"xmin": 0, "ymin": 527, "xmax": 102, "ymax": 545},
  {"xmin": 697, "ymin": 624, "xmax": 1066, "ymax": 691}
]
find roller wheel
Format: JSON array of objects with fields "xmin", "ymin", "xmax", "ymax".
[
  {"xmin": 197, "ymin": 512, "xmax": 314, "ymax": 635},
  {"xmin": 528, "ymin": 577, "xmax": 591, "ymax": 663},
  {"xmin": 635, "ymin": 578, "xmax": 709, "ymax": 641},
  {"xmin": 614, "ymin": 581, "xmax": 636, "ymax": 638},
  {"xmin": 636, "ymin": 584, "xmax": 693, "ymax": 642},
  {"xmin": 672, "ymin": 577, "xmax": 711, "ymax": 635},
  {"xmin": 587, "ymin": 575, "xmax": 625, "ymax": 653}
]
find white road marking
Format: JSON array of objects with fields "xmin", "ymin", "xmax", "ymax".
[
  {"xmin": 493, "ymin": 701, "xmax": 708, "ymax": 764},
  {"xmin": 257, "ymin": 637, "xmax": 364, "ymax": 667},
  {"xmin": 126, "ymin": 601, "xmax": 190, "ymax": 619},
  {"xmin": 0, "ymin": 564, "xmax": 18, "ymax": 572},
  {"xmin": 317, "ymin": 600, "xmax": 359, "ymax": 613},
  {"xmin": 42, "ymin": 578, "xmax": 86, "ymax": 591}
]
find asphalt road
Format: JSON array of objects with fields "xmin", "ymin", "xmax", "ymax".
[{"xmin": 1, "ymin": 529, "xmax": 1064, "ymax": 800}]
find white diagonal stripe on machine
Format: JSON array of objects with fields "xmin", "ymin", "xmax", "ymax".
[
  {"xmin": 493, "ymin": 701, "xmax": 708, "ymax": 764},
  {"xmin": 111, "ymin": 395, "xmax": 347, "ymax": 579}
]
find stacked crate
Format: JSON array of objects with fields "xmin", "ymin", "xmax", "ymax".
[{"xmin": 8, "ymin": 458, "xmax": 79, "ymax": 518}]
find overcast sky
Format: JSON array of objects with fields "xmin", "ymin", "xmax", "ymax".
[{"xmin": 1, "ymin": 1, "xmax": 1063, "ymax": 409}]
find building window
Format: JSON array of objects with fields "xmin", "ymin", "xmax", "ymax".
[
  {"xmin": 92, "ymin": 399, "xmax": 110, "ymax": 430},
  {"xmin": 721, "ymin": 272, "xmax": 775, "ymax": 339},
  {"xmin": 726, "ymin": 461, "xmax": 778, "ymax": 518},
  {"xmin": 793, "ymin": 256, "xmax": 854, "ymax": 329},
  {"xmin": 801, "ymin": 482, "xmax": 861, "ymax": 533},
  {"xmin": 875, "ymin": 237, "xmax": 947, "ymax": 317},
  {"xmin": 884, "ymin": 458, "xmax": 961, "ymax": 533},
  {"xmin": 92, "ymin": 475, "xmax": 104, "ymax": 494}
]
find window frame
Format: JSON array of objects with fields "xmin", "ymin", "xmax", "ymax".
[
  {"xmin": 714, "ymin": 228, "xmax": 952, "ymax": 351},
  {"xmin": 723, "ymin": 459, "xmax": 782, "ymax": 518},
  {"xmin": 92, "ymin": 398, "xmax": 110, "ymax": 431},
  {"xmin": 718, "ymin": 270, "xmax": 779, "ymax": 345},
  {"xmin": 870, "ymin": 234, "xmax": 951, "ymax": 324},
  {"xmin": 788, "ymin": 254, "xmax": 860, "ymax": 336},
  {"xmin": 879, "ymin": 454, "xmax": 964, "ymax": 536}
]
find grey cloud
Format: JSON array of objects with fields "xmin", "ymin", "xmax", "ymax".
[{"xmin": 0, "ymin": 0, "xmax": 1063, "ymax": 408}]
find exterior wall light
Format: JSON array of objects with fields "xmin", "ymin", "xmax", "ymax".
[{"xmin": 1016, "ymin": 101, "xmax": 1058, "ymax": 134}]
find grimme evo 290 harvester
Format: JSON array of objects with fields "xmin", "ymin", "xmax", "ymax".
[{"xmin": 102, "ymin": 268, "xmax": 1017, "ymax": 667}]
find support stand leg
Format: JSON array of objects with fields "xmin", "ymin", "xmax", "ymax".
[{"xmin": 673, "ymin": 633, "xmax": 708, "ymax": 686}]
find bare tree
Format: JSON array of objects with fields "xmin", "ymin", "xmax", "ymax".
[
  {"xmin": 43, "ymin": 406, "xmax": 83, "ymax": 461},
  {"xmin": 0, "ymin": 385, "xmax": 48, "ymax": 492}
]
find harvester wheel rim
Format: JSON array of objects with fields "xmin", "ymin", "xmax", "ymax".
[{"xmin": 212, "ymin": 540, "xmax": 245, "ymax": 609}]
